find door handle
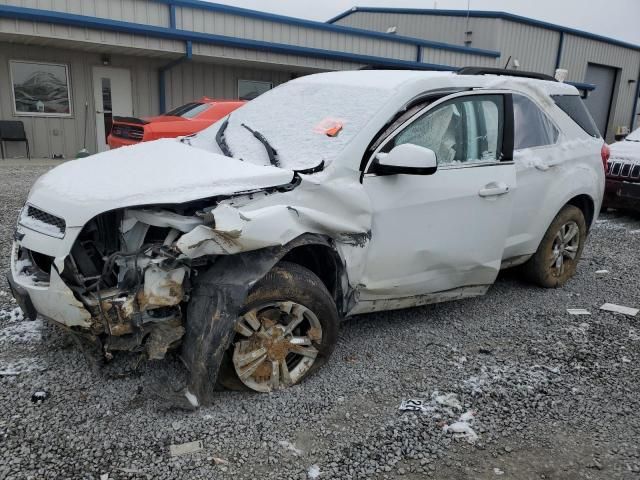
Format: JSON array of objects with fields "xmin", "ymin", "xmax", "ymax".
[{"xmin": 478, "ymin": 182, "xmax": 510, "ymax": 197}]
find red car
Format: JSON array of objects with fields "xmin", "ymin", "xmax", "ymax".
[{"xmin": 107, "ymin": 98, "xmax": 245, "ymax": 148}]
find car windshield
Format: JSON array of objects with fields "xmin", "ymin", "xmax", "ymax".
[
  {"xmin": 626, "ymin": 128, "xmax": 640, "ymax": 142},
  {"xmin": 165, "ymin": 102, "xmax": 210, "ymax": 118},
  {"xmin": 197, "ymin": 78, "xmax": 395, "ymax": 170}
]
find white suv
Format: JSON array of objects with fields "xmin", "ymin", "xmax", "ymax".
[{"xmin": 9, "ymin": 69, "xmax": 605, "ymax": 405}]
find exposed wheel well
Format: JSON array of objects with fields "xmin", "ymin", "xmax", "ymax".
[
  {"xmin": 280, "ymin": 244, "xmax": 344, "ymax": 309},
  {"xmin": 566, "ymin": 194, "xmax": 595, "ymax": 230}
]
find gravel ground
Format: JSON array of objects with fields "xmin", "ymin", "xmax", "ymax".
[{"xmin": 1, "ymin": 163, "xmax": 639, "ymax": 480}]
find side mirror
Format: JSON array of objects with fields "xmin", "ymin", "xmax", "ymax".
[{"xmin": 373, "ymin": 144, "xmax": 437, "ymax": 176}]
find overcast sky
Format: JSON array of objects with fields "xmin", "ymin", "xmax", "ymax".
[{"xmin": 208, "ymin": 0, "xmax": 640, "ymax": 45}]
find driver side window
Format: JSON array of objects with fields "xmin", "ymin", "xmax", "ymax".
[{"xmin": 383, "ymin": 94, "xmax": 504, "ymax": 166}]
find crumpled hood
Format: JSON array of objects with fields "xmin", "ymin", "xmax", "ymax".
[
  {"xmin": 609, "ymin": 140, "xmax": 640, "ymax": 162},
  {"xmin": 28, "ymin": 138, "xmax": 294, "ymax": 227}
]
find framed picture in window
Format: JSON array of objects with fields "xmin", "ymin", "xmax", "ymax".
[{"xmin": 10, "ymin": 60, "xmax": 73, "ymax": 117}]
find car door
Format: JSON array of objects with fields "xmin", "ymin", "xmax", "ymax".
[
  {"xmin": 356, "ymin": 92, "xmax": 516, "ymax": 308},
  {"xmin": 502, "ymin": 94, "xmax": 563, "ymax": 261}
]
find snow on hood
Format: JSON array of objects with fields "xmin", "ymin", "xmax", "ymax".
[
  {"xmin": 28, "ymin": 138, "xmax": 294, "ymax": 227},
  {"xmin": 610, "ymin": 137, "xmax": 640, "ymax": 162}
]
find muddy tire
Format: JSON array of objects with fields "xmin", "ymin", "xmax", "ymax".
[
  {"xmin": 218, "ymin": 261, "xmax": 339, "ymax": 392},
  {"xmin": 521, "ymin": 205, "xmax": 587, "ymax": 288}
]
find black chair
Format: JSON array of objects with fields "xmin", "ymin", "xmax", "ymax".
[{"xmin": 0, "ymin": 121, "xmax": 30, "ymax": 159}]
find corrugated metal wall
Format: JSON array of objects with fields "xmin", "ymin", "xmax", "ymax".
[
  {"xmin": 0, "ymin": 0, "xmax": 169, "ymax": 26},
  {"xmin": 497, "ymin": 20, "xmax": 560, "ymax": 75},
  {"xmin": 561, "ymin": 34, "xmax": 640, "ymax": 139},
  {"xmin": 163, "ymin": 61, "xmax": 294, "ymax": 110},
  {"xmin": 0, "ymin": 42, "xmax": 162, "ymax": 158},
  {"xmin": 175, "ymin": 6, "xmax": 416, "ymax": 62},
  {"xmin": 333, "ymin": 11, "xmax": 500, "ymax": 51}
]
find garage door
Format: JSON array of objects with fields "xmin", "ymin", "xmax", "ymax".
[{"xmin": 584, "ymin": 63, "xmax": 617, "ymax": 138}]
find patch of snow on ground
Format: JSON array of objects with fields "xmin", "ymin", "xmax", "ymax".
[
  {"xmin": 308, "ymin": 464, "xmax": 321, "ymax": 479},
  {"xmin": 0, "ymin": 357, "xmax": 45, "ymax": 376},
  {"xmin": 0, "ymin": 318, "xmax": 42, "ymax": 345},
  {"xmin": 443, "ymin": 410, "xmax": 478, "ymax": 444},
  {"xmin": 278, "ymin": 440, "xmax": 303, "ymax": 456},
  {"xmin": 0, "ymin": 307, "xmax": 25, "ymax": 323}
]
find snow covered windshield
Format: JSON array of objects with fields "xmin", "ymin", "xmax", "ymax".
[{"xmin": 196, "ymin": 77, "xmax": 395, "ymax": 170}]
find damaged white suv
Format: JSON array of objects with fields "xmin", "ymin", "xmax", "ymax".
[{"xmin": 9, "ymin": 68, "xmax": 605, "ymax": 405}]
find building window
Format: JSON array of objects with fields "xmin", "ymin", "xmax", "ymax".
[
  {"xmin": 238, "ymin": 79, "xmax": 272, "ymax": 101},
  {"xmin": 9, "ymin": 60, "xmax": 72, "ymax": 117}
]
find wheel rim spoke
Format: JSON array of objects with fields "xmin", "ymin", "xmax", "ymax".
[
  {"xmin": 234, "ymin": 321, "xmax": 254, "ymax": 337},
  {"xmin": 270, "ymin": 361, "xmax": 280, "ymax": 389},
  {"xmin": 238, "ymin": 354, "xmax": 268, "ymax": 380},
  {"xmin": 243, "ymin": 310, "xmax": 262, "ymax": 331},
  {"xmin": 289, "ymin": 336, "xmax": 312, "ymax": 346},
  {"xmin": 280, "ymin": 359, "xmax": 292, "ymax": 385},
  {"xmin": 564, "ymin": 245, "xmax": 578, "ymax": 259},
  {"xmin": 283, "ymin": 305, "xmax": 305, "ymax": 335},
  {"xmin": 235, "ymin": 345, "xmax": 267, "ymax": 367},
  {"xmin": 289, "ymin": 345, "xmax": 319, "ymax": 358},
  {"xmin": 564, "ymin": 223, "xmax": 579, "ymax": 243}
]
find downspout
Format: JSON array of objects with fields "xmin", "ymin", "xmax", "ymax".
[
  {"xmin": 631, "ymin": 69, "xmax": 640, "ymax": 131},
  {"xmin": 158, "ymin": 40, "xmax": 192, "ymax": 114},
  {"xmin": 554, "ymin": 31, "xmax": 564, "ymax": 71}
]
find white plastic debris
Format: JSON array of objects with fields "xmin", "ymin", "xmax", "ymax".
[
  {"xmin": 433, "ymin": 392, "xmax": 462, "ymax": 411},
  {"xmin": 442, "ymin": 410, "xmax": 479, "ymax": 443},
  {"xmin": 595, "ymin": 270, "xmax": 609, "ymax": 275},
  {"xmin": 494, "ymin": 467, "xmax": 505, "ymax": 475},
  {"xmin": 308, "ymin": 464, "xmax": 321, "ymax": 479},
  {"xmin": 278, "ymin": 440, "xmax": 303, "ymax": 456},
  {"xmin": 600, "ymin": 303, "xmax": 639, "ymax": 317},
  {"xmin": 169, "ymin": 440, "xmax": 204, "ymax": 457},
  {"xmin": 566, "ymin": 308, "xmax": 590, "ymax": 315}
]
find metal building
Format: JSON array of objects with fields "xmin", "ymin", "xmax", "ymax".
[
  {"xmin": 329, "ymin": 7, "xmax": 640, "ymax": 141},
  {"xmin": 0, "ymin": 1, "xmax": 638, "ymax": 159}
]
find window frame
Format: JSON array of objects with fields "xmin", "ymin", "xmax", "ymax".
[
  {"xmin": 9, "ymin": 60, "xmax": 73, "ymax": 118},
  {"xmin": 512, "ymin": 93, "xmax": 562, "ymax": 151},
  {"xmin": 364, "ymin": 90, "xmax": 513, "ymax": 174},
  {"xmin": 237, "ymin": 79, "xmax": 273, "ymax": 101}
]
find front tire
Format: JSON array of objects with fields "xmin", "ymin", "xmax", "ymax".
[
  {"xmin": 218, "ymin": 261, "xmax": 339, "ymax": 392},
  {"xmin": 522, "ymin": 205, "xmax": 587, "ymax": 288}
]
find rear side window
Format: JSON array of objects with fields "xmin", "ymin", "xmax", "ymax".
[
  {"xmin": 165, "ymin": 102, "xmax": 210, "ymax": 118},
  {"xmin": 513, "ymin": 95, "xmax": 559, "ymax": 150},
  {"xmin": 551, "ymin": 94, "xmax": 601, "ymax": 138}
]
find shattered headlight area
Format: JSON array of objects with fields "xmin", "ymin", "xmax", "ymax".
[{"xmin": 61, "ymin": 208, "xmax": 204, "ymax": 361}]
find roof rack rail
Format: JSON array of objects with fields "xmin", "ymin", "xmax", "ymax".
[
  {"xmin": 358, "ymin": 64, "xmax": 453, "ymax": 72},
  {"xmin": 457, "ymin": 67, "xmax": 557, "ymax": 82}
]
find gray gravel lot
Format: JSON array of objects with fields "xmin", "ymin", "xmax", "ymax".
[{"xmin": 1, "ymin": 163, "xmax": 639, "ymax": 480}]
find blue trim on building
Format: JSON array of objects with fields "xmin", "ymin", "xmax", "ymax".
[
  {"xmin": 169, "ymin": 3, "xmax": 176, "ymax": 29},
  {"xmin": 631, "ymin": 71, "xmax": 640, "ymax": 130},
  {"xmin": 554, "ymin": 31, "xmax": 564, "ymax": 70},
  {"xmin": 327, "ymin": 7, "xmax": 640, "ymax": 52},
  {"xmin": 151, "ymin": 0, "xmax": 500, "ymax": 57},
  {"xmin": 0, "ymin": 5, "xmax": 459, "ymax": 72},
  {"xmin": 159, "ymin": 40, "xmax": 193, "ymax": 113}
]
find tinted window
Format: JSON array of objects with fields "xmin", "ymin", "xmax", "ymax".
[
  {"xmin": 385, "ymin": 95, "xmax": 503, "ymax": 166},
  {"xmin": 551, "ymin": 94, "xmax": 601, "ymax": 138},
  {"xmin": 165, "ymin": 102, "xmax": 210, "ymax": 118},
  {"xmin": 513, "ymin": 95, "xmax": 559, "ymax": 150}
]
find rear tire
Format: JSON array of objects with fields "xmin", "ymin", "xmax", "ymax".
[
  {"xmin": 521, "ymin": 205, "xmax": 587, "ymax": 288},
  {"xmin": 218, "ymin": 261, "xmax": 339, "ymax": 392}
]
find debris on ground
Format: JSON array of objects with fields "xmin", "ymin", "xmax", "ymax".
[
  {"xmin": 169, "ymin": 440, "xmax": 204, "ymax": 457},
  {"xmin": 567, "ymin": 308, "xmax": 591, "ymax": 315},
  {"xmin": 211, "ymin": 456, "xmax": 228, "ymax": 465},
  {"xmin": 595, "ymin": 269, "xmax": 609, "ymax": 274},
  {"xmin": 308, "ymin": 464, "xmax": 321, "ymax": 479},
  {"xmin": 494, "ymin": 467, "xmax": 505, "ymax": 475},
  {"xmin": 600, "ymin": 303, "xmax": 639, "ymax": 317},
  {"xmin": 278, "ymin": 440, "xmax": 304, "ymax": 456},
  {"xmin": 31, "ymin": 391, "xmax": 49, "ymax": 404},
  {"xmin": 442, "ymin": 411, "xmax": 478, "ymax": 444}
]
